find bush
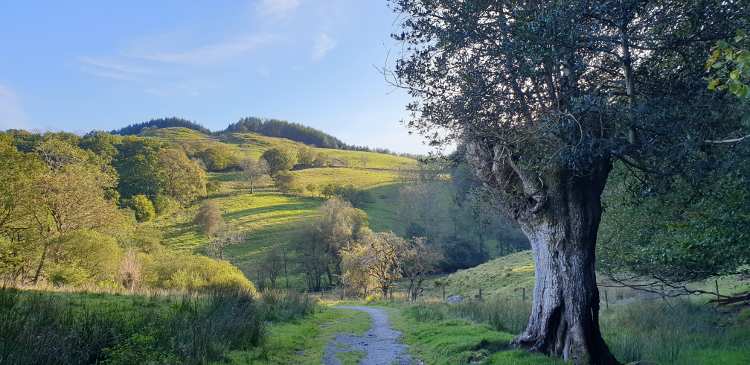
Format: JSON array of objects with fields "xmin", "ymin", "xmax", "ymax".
[
  {"xmin": 153, "ymin": 195, "xmax": 179, "ymax": 215},
  {"xmin": 272, "ymin": 172, "xmax": 301, "ymax": 194},
  {"xmin": 127, "ymin": 195, "xmax": 156, "ymax": 222},
  {"xmin": 142, "ymin": 251, "xmax": 256, "ymax": 294},
  {"xmin": 194, "ymin": 201, "xmax": 224, "ymax": 237},
  {"xmin": 50, "ymin": 230, "xmax": 123, "ymax": 287}
]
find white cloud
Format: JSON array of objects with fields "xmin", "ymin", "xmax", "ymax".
[
  {"xmin": 79, "ymin": 57, "xmax": 152, "ymax": 81},
  {"xmin": 0, "ymin": 85, "xmax": 28, "ymax": 130},
  {"xmin": 134, "ymin": 34, "xmax": 276, "ymax": 65},
  {"xmin": 257, "ymin": 0, "xmax": 300, "ymax": 18},
  {"xmin": 312, "ymin": 33, "xmax": 336, "ymax": 61}
]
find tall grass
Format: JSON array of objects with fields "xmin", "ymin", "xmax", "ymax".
[
  {"xmin": 404, "ymin": 298, "xmax": 530, "ymax": 334},
  {"xmin": 0, "ymin": 288, "xmax": 317, "ymax": 365},
  {"xmin": 404, "ymin": 297, "xmax": 750, "ymax": 364}
]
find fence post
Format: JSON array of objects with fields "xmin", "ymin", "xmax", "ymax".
[
  {"xmin": 604, "ymin": 289, "xmax": 609, "ymax": 310},
  {"xmin": 522, "ymin": 287, "xmax": 526, "ymax": 302},
  {"xmin": 478, "ymin": 287, "xmax": 483, "ymax": 301},
  {"xmin": 715, "ymin": 279, "xmax": 720, "ymax": 302}
]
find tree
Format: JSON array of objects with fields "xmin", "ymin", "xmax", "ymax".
[
  {"xmin": 261, "ymin": 148, "xmax": 296, "ymax": 176},
  {"xmin": 128, "ymin": 195, "xmax": 156, "ymax": 222},
  {"xmin": 340, "ymin": 243, "xmax": 375, "ymax": 297},
  {"xmin": 113, "ymin": 137, "xmax": 164, "ymax": 200},
  {"xmin": 362, "ymin": 231, "xmax": 403, "ymax": 298},
  {"xmin": 207, "ymin": 230, "xmax": 244, "ymax": 260},
  {"xmin": 194, "ymin": 201, "xmax": 224, "ymax": 237},
  {"xmin": 30, "ymin": 149, "xmax": 122, "ymax": 283},
  {"xmin": 240, "ymin": 158, "xmax": 269, "ymax": 194},
  {"xmin": 391, "ymin": 1, "xmax": 747, "ymax": 363},
  {"xmin": 400, "ymin": 237, "xmax": 442, "ymax": 301},
  {"xmin": 295, "ymin": 198, "xmax": 369, "ymax": 291},
  {"xmin": 197, "ymin": 145, "xmax": 236, "ymax": 171},
  {"xmin": 158, "ymin": 147, "xmax": 207, "ymax": 204},
  {"xmin": 297, "ymin": 146, "xmax": 316, "ymax": 168},
  {"xmin": 272, "ymin": 172, "xmax": 300, "ymax": 194}
]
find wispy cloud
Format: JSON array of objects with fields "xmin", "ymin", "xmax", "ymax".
[
  {"xmin": 79, "ymin": 57, "xmax": 152, "ymax": 81},
  {"xmin": 0, "ymin": 84, "xmax": 29, "ymax": 130},
  {"xmin": 256, "ymin": 0, "xmax": 301, "ymax": 18},
  {"xmin": 312, "ymin": 32, "xmax": 336, "ymax": 61},
  {"xmin": 133, "ymin": 34, "xmax": 276, "ymax": 66}
]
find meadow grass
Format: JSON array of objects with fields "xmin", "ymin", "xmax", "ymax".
[
  {"xmin": 223, "ymin": 305, "xmax": 371, "ymax": 364},
  {"xmin": 388, "ymin": 305, "xmax": 560, "ymax": 365},
  {"xmin": 0, "ymin": 288, "xmax": 315, "ymax": 365}
]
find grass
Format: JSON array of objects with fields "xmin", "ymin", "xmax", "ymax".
[
  {"xmin": 421, "ymin": 251, "xmax": 537, "ymax": 300},
  {"xmin": 223, "ymin": 305, "xmax": 371, "ymax": 364},
  {"xmin": 292, "ymin": 167, "xmax": 402, "ymax": 191},
  {"xmin": 397, "ymin": 248, "xmax": 750, "ymax": 365},
  {"xmin": 0, "ymin": 288, "xmax": 264, "ymax": 365},
  {"xmin": 388, "ymin": 305, "xmax": 560, "ymax": 365}
]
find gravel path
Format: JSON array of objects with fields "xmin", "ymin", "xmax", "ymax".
[{"xmin": 322, "ymin": 306, "xmax": 413, "ymax": 365}]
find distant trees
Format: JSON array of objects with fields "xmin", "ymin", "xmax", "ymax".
[
  {"xmin": 197, "ymin": 145, "xmax": 237, "ymax": 171},
  {"xmin": 112, "ymin": 117, "xmax": 211, "ymax": 136},
  {"xmin": 320, "ymin": 184, "xmax": 374, "ymax": 208},
  {"xmin": 261, "ymin": 148, "xmax": 297, "ymax": 176},
  {"xmin": 194, "ymin": 201, "xmax": 224, "ymax": 237},
  {"xmin": 239, "ymin": 158, "xmax": 269, "ymax": 194},
  {"xmin": 296, "ymin": 146, "xmax": 317, "ymax": 168},
  {"xmin": 225, "ymin": 117, "xmax": 347, "ymax": 149}
]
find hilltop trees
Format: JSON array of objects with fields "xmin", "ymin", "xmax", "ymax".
[{"xmin": 392, "ymin": 0, "xmax": 748, "ymax": 363}]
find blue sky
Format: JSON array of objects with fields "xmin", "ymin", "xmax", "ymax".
[{"xmin": 0, "ymin": 0, "xmax": 431, "ymax": 154}]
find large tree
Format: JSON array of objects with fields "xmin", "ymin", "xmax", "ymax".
[{"xmin": 390, "ymin": 1, "xmax": 748, "ymax": 363}]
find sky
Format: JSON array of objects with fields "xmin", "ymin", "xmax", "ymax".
[{"xmin": 0, "ymin": 0, "xmax": 432, "ymax": 154}]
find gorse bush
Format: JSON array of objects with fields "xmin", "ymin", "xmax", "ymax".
[{"xmin": 0, "ymin": 288, "xmax": 264, "ymax": 365}]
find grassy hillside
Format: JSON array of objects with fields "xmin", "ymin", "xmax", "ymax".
[{"xmin": 141, "ymin": 127, "xmax": 417, "ymax": 287}]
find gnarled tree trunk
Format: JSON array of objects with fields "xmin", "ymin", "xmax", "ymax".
[{"xmin": 513, "ymin": 168, "xmax": 618, "ymax": 365}]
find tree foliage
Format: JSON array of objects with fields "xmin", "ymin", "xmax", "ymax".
[
  {"xmin": 112, "ymin": 117, "xmax": 211, "ymax": 136},
  {"xmin": 261, "ymin": 148, "xmax": 297, "ymax": 176},
  {"xmin": 226, "ymin": 117, "xmax": 347, "ymax": 149}
]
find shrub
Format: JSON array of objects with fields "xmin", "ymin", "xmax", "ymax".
[
  {"xmin": 50, "ymin": 230, "xmax": 123, "ymax": 287},
  {"xmin": 153, "ymin": 195, "xmax": 179, "ymax": 216},
  {"xmin": 142, "ymin": 251, "xmax": 256, "ymax": 294},
  {"xmin": 127, "ymin": 195, "xmax": 156, "ymax": 222},
  {"xmin": 194, "ymin": 201, "xmax": 224, "ymax": 237}
]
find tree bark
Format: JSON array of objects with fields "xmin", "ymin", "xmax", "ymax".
[{"xmin": 513, "ymin": 169, "xmax": 618, "ymax": 365}]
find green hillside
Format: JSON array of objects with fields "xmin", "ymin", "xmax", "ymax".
[{"xmin": 141, "ymin": 127, "xmax": 417, "ymax": 286}]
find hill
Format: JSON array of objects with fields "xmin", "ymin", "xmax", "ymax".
[
  {"xmin": 140, "ymin": 127, "xmax": 418, "ymax": 287},
  {"xmin": 225, "ymin": 117, "xmax": 347, "ymax": 149},
  {"xmin": 111, "ymin": 117, "xmax": 211, "ymax": 135}
]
